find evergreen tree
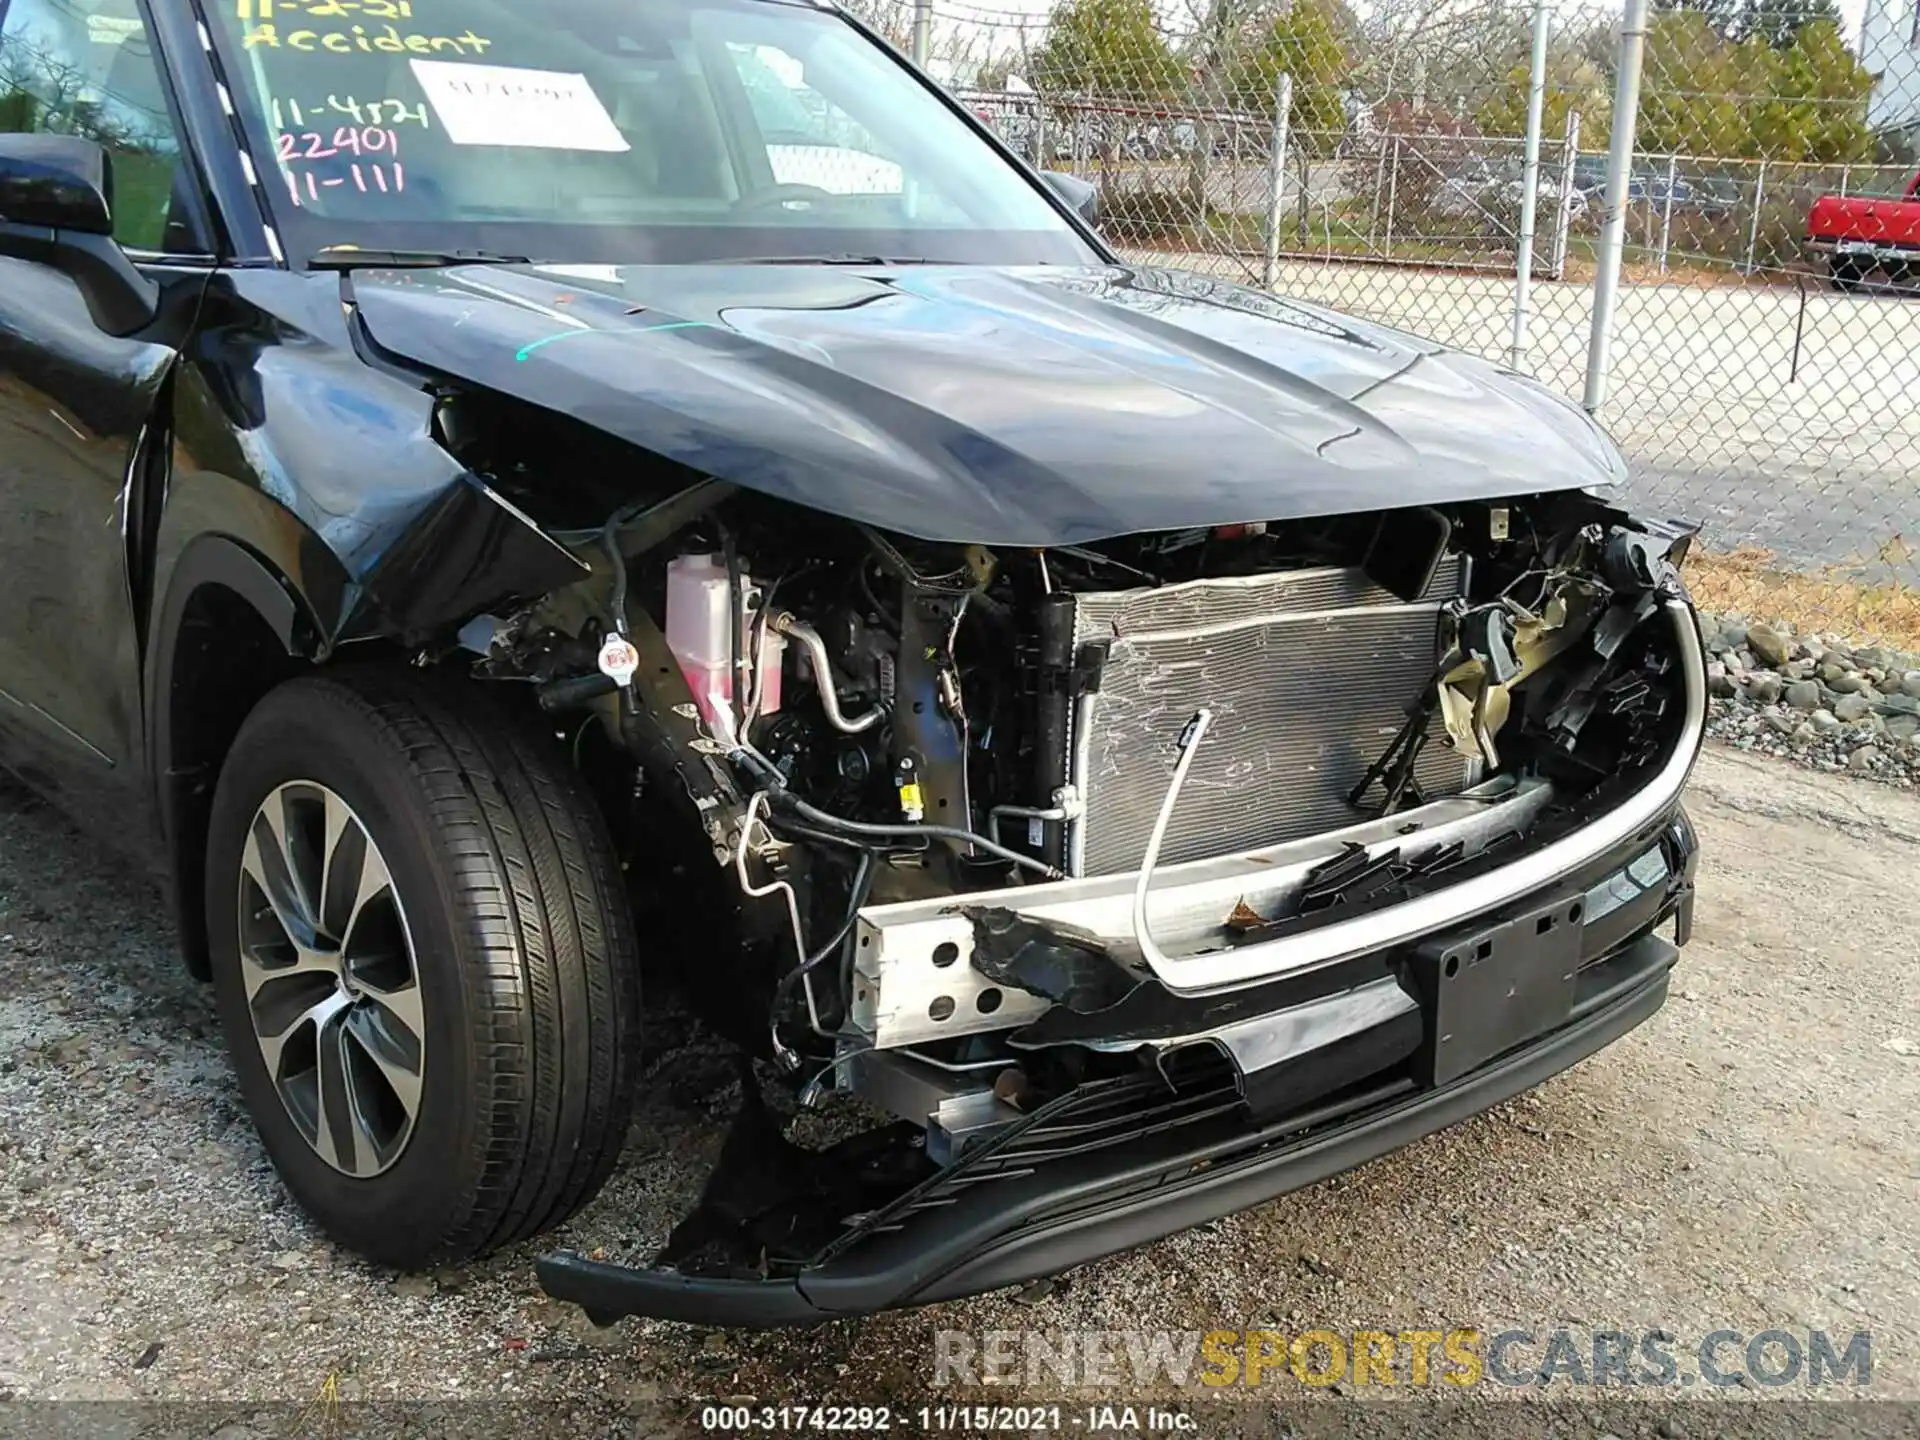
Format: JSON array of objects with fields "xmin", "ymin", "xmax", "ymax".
[
  {"xmin": 1032, "ymin": 0, "xmax": 1185, "ymax": 103},
  {"xmin": 1226, "ymin": 0, "xmax": 1351, "ymax": 153}
]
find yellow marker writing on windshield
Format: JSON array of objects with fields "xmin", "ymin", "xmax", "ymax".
[
  {"xmin": 238, "ymin": 1, "xmax": 415, "ymax": 18},
  {"xmin": 242, "ymin": 22, "xmax": 492, "ymax": 56}
]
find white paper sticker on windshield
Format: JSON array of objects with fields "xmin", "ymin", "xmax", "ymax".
[{"xmin": 408, "ymin": 60, "xmax": 629, "ymax": 152}]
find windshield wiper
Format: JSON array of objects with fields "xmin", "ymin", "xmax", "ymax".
[
  {"xmin": 732, "ymin": 253, "xmax": 936, "ymax": 266},
  {"xmin": 308, "ymin": 246, "xmax": 534, "ymax": 271}
]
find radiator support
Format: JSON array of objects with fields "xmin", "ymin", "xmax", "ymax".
[{"xmin": 1065, "ymin": 561, "xmax": 1469, "ymax": 877}]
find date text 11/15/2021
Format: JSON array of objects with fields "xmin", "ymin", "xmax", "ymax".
[{"xmin": 698, "ymin": 1407, "xmax": 1197, "ymax": 1433}]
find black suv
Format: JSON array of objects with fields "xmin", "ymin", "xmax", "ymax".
[{"xmin": 0, "ymin": 0, "xmax": 1702, "ymax": 1327}]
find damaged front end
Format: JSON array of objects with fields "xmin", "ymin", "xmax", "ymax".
[{"xmin": 354, "ymin": 416, "xmax": 1704, "ymax": 1325}]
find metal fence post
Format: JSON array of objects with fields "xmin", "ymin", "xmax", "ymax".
[
  {"xmin": 1584, "ymin": 0, "xmax": 1650, "ymax": 414},
  {"xmin": 1367, "ymin": 135, "xmax": 1389, "ymax": 249},
  {"xmin": 1743, "ymin": 158, "xmax": 1767, "ymax": 274},
  {"xmin": 1838, "ymin": 164, "xmax": 1850, "ymax": 198},
  {"xmin": 911, "ymin": 0, "xmax": 931, "ymax": 66},
  {"xmin": 1508, "ymin": 0, "xmax": 1550, "ymax": 371},
  {"xmin": 1263, "ymin": 72, "xmax": 1293, "ymax": 290},
  {"xmin": 1658, "ymin": 154, "xmax": 1677, "ymax": 273},
  {"xmin": 1551, "ymin": 109, "xmax": 1580, "ymax": 279},
  {"xmin": 1384, "ymin": 135, "xmax": 1399, "ymax": 257},
  {"xmin": 1228, "ymin": 117, "xmax": 1242, "ymax": 214}
]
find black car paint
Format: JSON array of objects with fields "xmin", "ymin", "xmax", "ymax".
[
  {"xmin": 2, "ymin": 236, "xmax": 1630, "ymax": 879},
  {"xmin": 346, "ymin": 260, "xmax": 1627, "ymax": 547},
  {"xmin": 547, "ymin": 947, "xmax": 1679, "ymax": 1328},
  {"xmin": 0, "ymin": 0, "xmax": 1635, "ymax": 897},
  {"xmin": 0, "ymin": 250, "xmax": 202, "ymax": 852},
  {"xmin": 0, "ymin": 0, "xmax": 1682, "ymax": 1337},
  {"xmin": 533, "ymin": 792, "xmax": 1700, "ymax": 1329}
]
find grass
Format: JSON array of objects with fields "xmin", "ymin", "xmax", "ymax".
[
  {"xmin": 1105, "ymin": 193, "xmax": 1519, "ymax": 269},
  {"xmin": 1684, "ymin": 543, "xmax": 1920, "ymax": 652},
  {"xmin": 110, "ymin": 151, "xmax": 176, "ymax": 251}
]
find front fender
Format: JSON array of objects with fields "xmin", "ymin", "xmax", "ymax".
[{"xmin": 143, "ymin": 514, "xmax": 341, "ymax": 977}]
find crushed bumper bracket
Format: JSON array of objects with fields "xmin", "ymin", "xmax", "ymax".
[{"xmin": 535, "ymin": 930, "xmax": 1677, "ymax": 1330}]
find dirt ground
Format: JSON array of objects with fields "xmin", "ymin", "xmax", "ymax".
[{"xmin": 2, "ymin": 743, "xmax": 1916, "ymax": 1434}]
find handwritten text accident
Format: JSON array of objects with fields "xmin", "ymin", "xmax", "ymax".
[{"xmin": 242, "ymin": 23, "xmax": 493, "ymax": 55}]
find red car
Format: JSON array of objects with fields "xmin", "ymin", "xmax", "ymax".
[{"xmin": 1806, "ymin": 170, "xmax": 1920, "ymax": 291}]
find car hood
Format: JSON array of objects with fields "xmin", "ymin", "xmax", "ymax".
[{"xmin": 347, "ymin": 261, "xmax": 1625, "ymax": 546}]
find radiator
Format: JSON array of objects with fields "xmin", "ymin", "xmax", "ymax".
[{"xmin": 1066, "ymin": 559, "xmax": 1468, "ymax": 877}]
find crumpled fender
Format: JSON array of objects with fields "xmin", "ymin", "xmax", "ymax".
[{"xmin": 357, "ymin": 474, "xmax": 589, "ymax": 645}]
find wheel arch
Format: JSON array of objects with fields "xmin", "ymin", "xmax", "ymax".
[
  {"xmin": 146, "ymin": 531, "xmax": 334, "ymax": 978},
  {"xmin": 141, "ymin": 464, "xmax": 591, "ymax": 975}
]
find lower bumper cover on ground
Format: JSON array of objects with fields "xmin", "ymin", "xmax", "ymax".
[{"xmin": 537, "ymin": 930, "xmax": 1678, "ymax": 1329}]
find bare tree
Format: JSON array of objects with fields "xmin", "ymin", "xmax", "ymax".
[{"xmin": 0, "ymin": 35, "xmax": 168, "ymax": 153}]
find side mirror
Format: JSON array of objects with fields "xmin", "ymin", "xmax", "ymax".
[
  {"xmin": 1041, "ymin": 170, "xmax": 1100, "ymax": 226},
  {"xmin": 0, "ymin": 134, "xmax": 159, "ymax": 336}
]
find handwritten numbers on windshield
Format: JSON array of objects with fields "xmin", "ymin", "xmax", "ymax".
[
  {"xmin": 238, "ymin": 1, "xmax": 414, "ymax": 18},
  {"xmin": 282, "ymin": 161, "xmax": 405, "ymax": 206},
  {"xmin": 275, "ymin": 125, "xmax": 404, "ymax": 207},
  {"xmin": 271, "ymin": 96, "xmax": 430, "ymax": 129},
  {"xmin": 274, "ymin": 125, "xmax": 399, "ymax": 162},
  {"xmin": 353, "ymin": 96, "xmax": 428, "ymax": 126}
]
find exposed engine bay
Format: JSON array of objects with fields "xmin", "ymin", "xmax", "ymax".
[{"xmin": 367, "ymin": 411, "xmax": 1700, "ymax": 1281}]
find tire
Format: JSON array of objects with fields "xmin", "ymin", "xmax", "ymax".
[
  {"xmin": 1829, "ymin": 258, "xmax": 1867, "ymax": 293},
  {"xmin": 204, "ymin": 667, "xmax": 641, "ymax": 1269}
]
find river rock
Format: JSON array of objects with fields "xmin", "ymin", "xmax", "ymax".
[
  {"xmin": 1833, "ymin": 694, "xmax": 1873, "ymax": 723},
  {"xmin": 1746, "ymin": 623, "xmax": 1791, "ymax": 668}
]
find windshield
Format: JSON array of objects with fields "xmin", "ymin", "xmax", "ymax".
[{"xmin": 202, "ymin": 0, "xmax": 1098, "ymax": 266}]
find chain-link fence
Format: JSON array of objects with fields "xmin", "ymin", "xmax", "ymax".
[{"xmin": 858, "ymin": 0, "xmax": 1920, "ymax": 642}]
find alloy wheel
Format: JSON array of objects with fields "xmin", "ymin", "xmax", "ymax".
[{"xmin": 236, "ymin": 781, "xmax": 425, "ymax": 1177}]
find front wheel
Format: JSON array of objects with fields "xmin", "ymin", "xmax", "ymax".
[
  {"xmin": 1829, "ymin": 257, "xmax": 1868, "ymax": 292},
  {"xmin": 205, "ymin": 668, "xmax": 642, "ymax": 1269}
]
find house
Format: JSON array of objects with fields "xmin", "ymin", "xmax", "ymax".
[{"xmin": 1864, "ymin": 0, "xmax": 1920, "ymax": 139}]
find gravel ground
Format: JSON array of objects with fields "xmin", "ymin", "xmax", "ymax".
[{"xmin": 2, "ymin": 744, "xmax": 1917, "ymax": 1434}]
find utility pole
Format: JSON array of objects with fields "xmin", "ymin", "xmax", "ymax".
[
  {"xmin": 1584, "ymin": 0, "xmax": 1649, "ymax": 413},
  {"xmin": 1508, "ymin": 0, "xmax": 1550, "ymax": 370},
  {"xmin": 912, "ymin": 0, "xmax": 931, "ymax": 67}
]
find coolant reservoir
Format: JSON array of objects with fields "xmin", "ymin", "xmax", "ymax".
[{"xmin": 664, "ymin": 553, "xmax": 782, "ymax": 738}]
